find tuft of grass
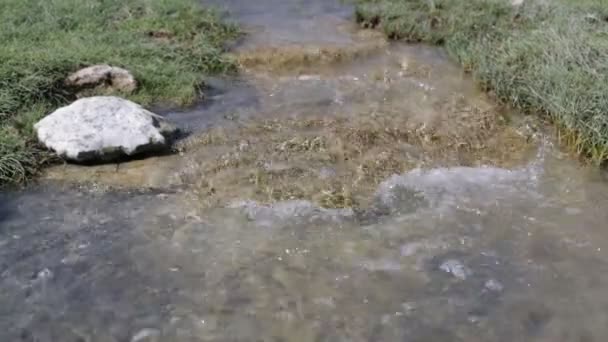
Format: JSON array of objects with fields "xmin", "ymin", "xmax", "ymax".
[
  {"xmin": 0, "ymin": 0, "xmax": 239, "ymax": 186},
  {"xmin": 355, "ymin": 0, "xmax": 608, "ymax": 164}
]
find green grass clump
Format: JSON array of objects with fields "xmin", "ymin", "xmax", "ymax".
[
  {"xmin": 0, "ymin": 0, "xmax": 239, "ymax": 186},
  {"xmin": 355, "ymin": 0, "xmax": 608, "ymax": 163}
]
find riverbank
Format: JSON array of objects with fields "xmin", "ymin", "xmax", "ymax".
[
  {"xmin": 0, "ymin": 0, "xmax": 238, "ymax": 185},
  {"xmin": 355, "ymin": 0, "xmax": 608, "ymax": 163}
]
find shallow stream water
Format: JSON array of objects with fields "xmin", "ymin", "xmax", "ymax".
[{"xmin": 2, "ymin": 1, "xmax": 608, "ymax": 341}]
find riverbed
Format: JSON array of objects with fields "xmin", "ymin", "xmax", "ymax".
[{"xmin": 2, "ymin": 1, "xmax": 608, "ymax": 341}]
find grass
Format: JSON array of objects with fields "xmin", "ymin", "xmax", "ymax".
[
  {"xmin": 0, "ymin": 0, "xmax": 239, "ymax": 186},
  {"xmin": 354, "ymin": 0, "xmax": 608, "ymax": 163}
]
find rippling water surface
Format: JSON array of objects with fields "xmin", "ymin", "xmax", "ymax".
[{"xmin": 2, "ymin": 1, "xmax": 608, "ymax": 341}]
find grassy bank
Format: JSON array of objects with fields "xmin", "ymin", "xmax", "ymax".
[
  {"xmin": 0, "ymin": 0, "xmax": 238, "ymax": 185},
  {"xmin": 355, "ymin": 0, "xmax": 608, "ymax": 163}
]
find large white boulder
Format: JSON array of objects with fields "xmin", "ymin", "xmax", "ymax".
[{"xmin": 34, "ymin": 96, "xmax": 178, "ymax": 162}]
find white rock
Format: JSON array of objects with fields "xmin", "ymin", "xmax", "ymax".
[{"xmin": 34, "ymin": 96, "xmax": 178, "ymax": 162}]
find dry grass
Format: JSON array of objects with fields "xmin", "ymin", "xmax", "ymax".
[
  {"xmin": 235, "ymin": 35, "xmax": 387, "ymax": 73},
  {"xmin": 178, "ymin": 98, "xmax": 534, "ymax": 208}
]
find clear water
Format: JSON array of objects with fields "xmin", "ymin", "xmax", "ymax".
[
  {"xmin": 203, "ymin": 0, "xmax": 354, "ymax": 48},
  {"xmin": 2, "ymin": 1, "xmax": 608, "ymax": 341}
]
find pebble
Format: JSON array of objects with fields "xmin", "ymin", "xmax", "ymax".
[
  {"xmin": 484, "ymin": 279, "xmax": 504, "ymax": 292},
  {"xmin": 36, "ymin": 268, "xmax": 54, "ymax": 281},
  {"xmin": 439, "ymin": 259, "xmax": 471, "ymax": 280},
  {"xmin": 130, "ymin": 328, "xmax": 160, "ymax": 342}
]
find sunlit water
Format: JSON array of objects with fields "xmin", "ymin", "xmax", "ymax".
[{"xmin": 3, "ymin": 1, "xmax": 608, "ymax": 341}]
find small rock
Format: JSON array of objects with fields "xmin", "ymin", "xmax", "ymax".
[
  {"xmin": 298, "ymin": 74, "xmax": 321, "ymax": 81},
  {"xmin": 66, "ymin": 64, "xmax": 137, "ymax": 94},
  {"xmin": 485, "ymin": 279, "xmax": 504, "ymax": 292},
  {"xmin": 34, "ymin": 96, "xmax": 178, "ymax": 162},
  {"xmin": 36, "ymin": 268, "xmax": 54, "ymax": 281},
  {"xmin": 238, "ymin": 140, "xmax": 251, "ymax": 152},
  {"xmin": 130, "ymin": 328, "xmax": 160, "ymax": 342},
  {"xmin": 439, "ymin": 259, "xmax": 472, "ymax": 280}
]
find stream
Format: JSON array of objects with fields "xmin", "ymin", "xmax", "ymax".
[{"xmin": 2, "ymin": 1, "xmax": 608, "ymax": 341}]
